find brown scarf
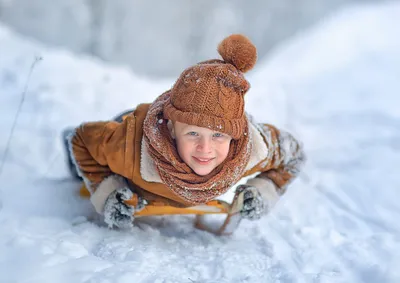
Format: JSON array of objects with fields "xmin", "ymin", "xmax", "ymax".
[{"xmin": 143, "ymin": 91, "xmax": 252, "ymax": 205}]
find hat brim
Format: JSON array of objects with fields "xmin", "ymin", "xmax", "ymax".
[{"xmin": 163, "ymin": 99, "xmax": 246, "ymax": 140}]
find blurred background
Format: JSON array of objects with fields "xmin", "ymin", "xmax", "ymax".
[
  {"xmin": 1, "ymin": 1, "xmax": 400, "ymax": 282},
  {"xmin": 0, "ymin": 0, "xmax": 390, "ymax": 78}
]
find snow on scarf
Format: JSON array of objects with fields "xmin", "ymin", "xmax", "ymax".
[{"xmin": 143, "ymin": 90, "xmax": 252, "ymax": 205}]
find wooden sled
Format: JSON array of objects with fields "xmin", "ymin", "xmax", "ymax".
[{"xmin": 79, "ymin": 185, "xmax": 245, "ymax": 235}]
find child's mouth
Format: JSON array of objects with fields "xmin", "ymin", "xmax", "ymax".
[{"xmin": 193, "ymin": 156, "xmax": 214, "ymax": 165}]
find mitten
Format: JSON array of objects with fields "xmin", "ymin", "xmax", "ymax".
[
  {"xmin": 90, "ymin": 175, "xmax": 147, "ymax": 229},
  {"xmin": 103, "ymin": 187, "xmax": 147, "ymax": 229},
  {"xmin": 235, "ymin": 185, "xmax": 265, "ymax": 220}
]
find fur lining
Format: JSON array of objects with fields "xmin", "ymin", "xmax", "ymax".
[
  {"xmin": 245, "ymin": 177, "xmax": 279, "ymax": 206},
  {"xmin": 140, "ymin": 136, "xmax": 162, "ymax": 183},
  {"xmin": 140, "ymin": 120, "xmax": 172, "ymax": 183},
  {"xmin": 244, "ymin": 122, "xmax": 270, "ymax": 171},
  {"xmin": 66, "ymin": 128, "xmax": 93, "ymax": 193},
  {"xmin": 90, "ymin": 175, "xmax": 127, "ymax": 214},
  {"xmin": 256, "ymin": 124, "xmax": 281, "ymax": 168}
]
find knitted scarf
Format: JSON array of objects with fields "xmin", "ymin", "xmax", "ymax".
[{"xmin": 143, "ymin": 91, "xmax": 252, "ymax": 205}]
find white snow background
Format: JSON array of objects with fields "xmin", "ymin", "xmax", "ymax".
[{"xmin": 1, "ymin": 2, "xmax": 400, "ymax": 282}]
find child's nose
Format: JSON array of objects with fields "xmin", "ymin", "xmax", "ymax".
[{"xmin": 197, "ymin": 137, "xmax": 212, "ymax": 153}]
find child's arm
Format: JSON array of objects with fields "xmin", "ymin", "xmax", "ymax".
[
  {"xmin": 256, "ymin": 124, "xmax": 305, "ymax": 195},
  {"xmin": 69, "ymin": 118, "xmax": 148, "ymax": 229},
  {"xmin": 67, "ymin": 116, "xmax": 136, "ymax": 212},
  {"xmin": 240, "ymin": 124, "xmax": 305, "ymax": 217}
]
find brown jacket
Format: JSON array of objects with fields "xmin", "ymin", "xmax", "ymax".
[{"xmin": 69, "ymin": 103, "xmax": 305, "ymax": 212}]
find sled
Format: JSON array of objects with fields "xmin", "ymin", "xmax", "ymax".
[{"xmin": 79, "ymin": 184, "xmax": 244, "ymax": 235}]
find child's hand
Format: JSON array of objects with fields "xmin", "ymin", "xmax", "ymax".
[
  {"xmin": 103, "ymin": 187, "xmax": 147, "ymax": 229},
  {"xmin": 235, "ymin": 185, "xmax": 265, "ymax": 220}
]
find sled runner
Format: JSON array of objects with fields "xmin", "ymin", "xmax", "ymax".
[{"xmin": 79, "ymin": 184, "xmax": 245, "ymax": 235}]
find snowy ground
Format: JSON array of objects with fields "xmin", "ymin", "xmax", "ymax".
[{"xmin": 1, "ymin": 2, "xmax": 400, "ymax": 282}]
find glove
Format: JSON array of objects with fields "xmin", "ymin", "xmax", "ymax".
[
  {"xmin": 103, "ymin": 186, "xmax": 147, "ymax": 229},
  {"xmin": 235, "ymin": 185, "xmax": 265, "ymax": 220}
]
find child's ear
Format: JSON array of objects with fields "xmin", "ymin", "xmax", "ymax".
[
  {"xmin": 171, "ymin": 128, "xmax": 176, "ymax": 139},
  {"xmin": 168, "ymin": 120, "xmax": 176, "ymax": 139}
]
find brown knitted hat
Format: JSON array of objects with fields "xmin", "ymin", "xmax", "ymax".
[{"xmin": 163, "ymin": 34, "xmax": 257, "ymax": 139}]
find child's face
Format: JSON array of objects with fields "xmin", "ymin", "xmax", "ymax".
[{"xmin": 173, "ymin": 121, "xmax": 232, "ymax": 176}]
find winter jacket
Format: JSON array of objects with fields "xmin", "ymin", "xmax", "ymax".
[{"xmin": 68, "ymin": 103, "xmax": 305, "ymax": 214}]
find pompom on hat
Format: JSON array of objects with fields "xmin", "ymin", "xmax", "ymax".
[{"xmin": 163, "ymin": 34, "xmax": 257, "ymax": 139}]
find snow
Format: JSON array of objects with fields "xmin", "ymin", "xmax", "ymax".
[{"xmin": 1, "ymin": 2, "xmax": 400, "ymax": 282}]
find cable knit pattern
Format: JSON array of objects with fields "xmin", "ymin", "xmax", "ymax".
[{"xmin": 163, "ymin": 34, "xmax": 257, "ymax": 139}]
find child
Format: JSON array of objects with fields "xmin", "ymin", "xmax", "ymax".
[{"xmin": 66, "ymin": 34, "xmax": 305, "ymax": 229}]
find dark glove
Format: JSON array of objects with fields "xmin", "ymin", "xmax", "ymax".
[
  {"xmin": 235, "ymin": 185, "xmax": 265, "ymax": 220},
  {"xmin": 103, "ymin": 187, "xmax": 147, "ymax": 229}
]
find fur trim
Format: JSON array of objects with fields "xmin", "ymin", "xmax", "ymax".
[
  {"xmin": 245, "ymin": 177, "xmax": 279, "ymax": 206},
  {"xmin": 140, "ymin": 136, "xmax": 162, "ymax": 183},
  {"xmin": 90, "ymin": 175, "xmax": 127, "ymax": 214},
  {"xmin": 244, "ymin": 122, "xmax": 270, "ymax": 171},
  {"xmin": 140, "ymin": 120, "xmax": 173, "ymax": 183},
  {"xmin": 66, "ymin": 128, "xmax": 93, "ymax": 193}
]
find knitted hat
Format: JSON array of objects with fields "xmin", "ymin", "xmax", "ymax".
[{"xmin": 163, "ymin": 34, "xmax": 257, "ymax": 139}]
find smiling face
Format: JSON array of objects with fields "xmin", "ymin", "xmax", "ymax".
[{"xmin": 172, "ymin": 121, "xmax": 232, "ymax": 176}]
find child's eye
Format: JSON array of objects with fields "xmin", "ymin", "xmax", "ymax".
[
  {"xmin": 213, "ymin": 133, "xmax": 224, "ymax": 138},
  {"xmin": 188, "ymin": 131, "xmax": 198, "ymax": 136}
]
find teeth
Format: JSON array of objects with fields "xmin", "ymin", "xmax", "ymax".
[{"xmin": 197, "ymin": 158, "xmax": 211, "ymax": 161}]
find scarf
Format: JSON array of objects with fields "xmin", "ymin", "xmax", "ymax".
[{"xmin": 143, "ymin": 91, "xmax": 252, "ymax": 205}]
